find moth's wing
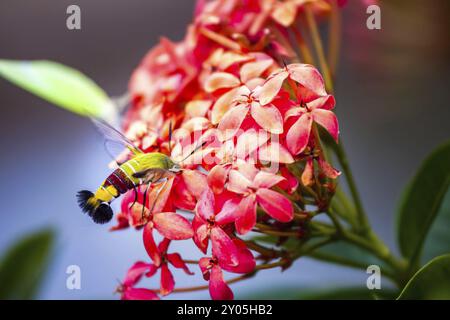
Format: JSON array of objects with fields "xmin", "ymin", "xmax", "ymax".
[
  {"xmin": 91, "ymin": 118, "xmax": 144, "ymax": 163},
  {"xmin": 133, "ymin": 168, "xmax": 170, "ymax": 184},
  {"xmin": 103, "ymin": 140, "xmax": 133, "ymax": 167}
]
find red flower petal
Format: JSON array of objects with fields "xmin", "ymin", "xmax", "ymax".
[
  {"xmin": 123, "ymin": 261, "xmax": 153, "ymax": 287},
  {"xmin": 146, "ymin": 177, "xmax": 175, "ymax": 214},
  {"xmin": 220, "ymin": 239, "xmax": 256, "ymax": 274},
  {"xmin": 207, "ymin": 164, "xmax": 230, "ymax": 194},
  {"xmin": 209, "ymin": 265, "xmax": 234, "ymax": 300},
  {"xmin": 186, "ymin": 100, "xmax": 211, "ymax": 118},
  {"xmin": 240, "ymin": 59, "xmax": 273, "ymax": 83},
  {"xmin": 250, "ymin": 102, "xmax": 283, "ymax": 134},
  {"xmin": 157, "ymin": 237, "xmax": 171, "ymax": 253},
  {"xmin": 218, "ymin": 104, "xmax": 249, "ymax": 140},
  {"xmin": 153, "ymin": 212, "xmax": 194, "ymax": 240},
  {"xmin": 271, "ymin": 1, "xmax": 297, "ymax": 27},
  {"xmin": 235, "ymin": 129, "xmax": 270, "ymax": 160},
  {"xmin": 109, "ymin": 212, "xmax": 130, "ymax": 231},
  {"xmin": 210, "ymin": 227, "xmax": 239, "ymax": 266},
  {"xmin": 211, "ymin": 86, "xmax": 243, "ymax": 124},
  {"xmin": 145, "ymin": 264, "xmax": 159, "ymax": 278},
  {"xmin": 160, "ymin": 264, "xmax": 175, "ymax": 296},
  {"xmin": 279, "ymin": 167, "xmax": 299, "ymax": 194},
  {"xmin": 258, "ymin": 142, "xmax": 294, "ymax": 164},
  {"xmin": 318, "ymin": 158, "xmax": 341, "ymax": 179},
  {"xmin": 235, "ymin": 194, "xmax": 257, "ymax": 235},
  {"xmin": 312, "ymin": 109, "xmax": 339, "ymax": 142},
  {"xmin": 129, "ymin": 203, "xmax": 150, "ymax": 227},
  {"xmin": 122, "ymin": 287, "xmax": 159, "ymax": 300},
  {"xmin": 143, "ymin": 224, "xmax": 161, "ymax": 266},
  {"xmin": 258, "ymin": 71, "xmax": 288, "ymax": 105},
  {"xmin": 227, "ymin": 169, "xmax": 252, "ymax": 194},
  {"xmin": 256, "ymin": 188, "xmax": 294, "ymax": 222},
  {"xmin": 181, "ymin": 169, "xmax": 208, "ymax": 200},
  {"xmin": 204, "ymin": 72, "xmax": 240, "ymax": 92},
  {"xmin": 193, "ymin": 216, "xmax": 209, "ymax": 254},
  {"xmin": 215, "ymin": 198, "xmax": 240, "ymax": 225},
  {"xmin": 196, "ymin": 188, "xmax": 215, "ymax": 221},
  {"xmin": 235, "ymin": 161, "xmax": 259, "ymax": 181},
  {"xmin": 308, "ymin": 94, "xmax": 336, "ymax": 111},
  {"xmin": 253, "ymin": 171, "xmax": 286, "ymax": 189},
  {"xmin": 288, "ymin": 64, "xmax": 327, "ymax": 96},
  {"xmin": 172, "ymin": 176, "xmax": 196, "ymax": 211},
  {"xmin": 199, "ymin": 257, "xmax": 212, "ymax": 280},
  {"xmin": 286, "ymin": 113, "xmax": 313, "ymax": 155},
  {"xmin": 301, "ymin": 158, "xmax": 314, "ymax": 186},
  {"xmin": 167, "ymin": 253, "xmax": 194, "ymax": 275}
]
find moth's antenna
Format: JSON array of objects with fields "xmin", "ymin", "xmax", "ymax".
[
  {"xmin": 179, "ymin": 140, "xmax": 208, "ymax": 163},
  {"xmin": 168, "ymin": 121, "xmax": 173, "ymax": 154}
]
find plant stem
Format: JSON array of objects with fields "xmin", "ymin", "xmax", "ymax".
[
  {"xmin": 328, "ymin": 0, "xmax": 342, "ymax": 78},
  {"xmin": 292, "ymin": 24, "xmax": 314, "ymax": 64},
  {"xmin": 326, "ymin": 209, "xmax": 344, "ymax": 235},
  {"xmin": 334, "ymin": 142, "xmax": 370, "ymax": 234},
  {"xmin": 305, "ymin": 5, "xmax": 334, "ymax": 92},
  {"xmin": 157, "ymin": 237, "xmax": 335, "ymax": 295},
  {"xmin": 341, "ymin": 229, "xmax": 407, "ymax": 276}
]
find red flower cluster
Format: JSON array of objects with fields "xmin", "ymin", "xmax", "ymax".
[{"xmin": 114, "ymin": 0, "xmax": 341, "ymax": 300}]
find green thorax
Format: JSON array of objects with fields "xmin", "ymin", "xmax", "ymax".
[{"xmin": 119, "ymin": 152, "xmax": 174, "ymax": 184}]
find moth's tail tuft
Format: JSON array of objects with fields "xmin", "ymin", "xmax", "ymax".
[
  {"xmin": 91, "ymin": 203, "xmax": 113, "ymax": 224},
  {"xmin": 77, "ymin": 190, "xmax": 113, "ymax": 224},
  {"xmin": 77, "ymin": 190, "xmax": 97, "ymax": 213}
]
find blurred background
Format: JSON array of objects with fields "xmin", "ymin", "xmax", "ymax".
[{"xmin": 0, "ymin": 0, "xmax": 449, "ymax": 299}]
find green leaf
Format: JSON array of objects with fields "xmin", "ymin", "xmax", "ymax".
[
  {"xmin": 0, "ymin": 229, "xmax": 55, "ymax": 299},
  {"xmin": 397, "ymin": 254, "xmax": 450, "ymax": 299},
  {"xmin": 421, "ymin": 188, "xmax": 450, "ymax": 263},
  {"xmin": 396, "ymin": 141, "xmax": 450, "ymax": 263},
  {"xmin": 0, "ymin": 59, "xmax": 114, "ymax": 119}
]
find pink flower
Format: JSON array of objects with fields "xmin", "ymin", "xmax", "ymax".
[
  {"xmin": 205, "ymin": 131, "xmax": 293, "ymax": 193},
  {"xmin": 249, "ymin": 0, "xmax": 332, "ymax": 35},
  {"xmin": 199, "ymin": 257, "xmax": 234, "ymax": 300},
  {"xmin": 218, "ymin": 85, "xmax": 284, "ymax": 138},
  {"xmin": 143, "ymin": 218, "xmax": 193, "ymax": 266},
  {"xmin": 259, "ymin": 63, "xmax": 328, "ymax": 106},
  {"xmin": 193, "ymin": 188, "xmax": 241, "ymax": 266},
  {"xmin": 279, "ymin": 166, "xmax": 299, "ymax": 194},
  {"xmin": 285, "ymin": 94, "xmax": 338, "ymax": 155},
  {"xmin": 227, "ymin": 164, "xmax": 294, "ymax": 234},
  {"xmin": 118, "ymin": 262, "xmax": 159, "ymax": 300},
  {"xmin": 128, "ymin": 37, "xmax": 198, "ymax": 108},
  {"xmin": 144, "ymin": 238, "xmax": 194, "ymax": 296},
  {"xmin": 199, "ymin": 239, "xmax": 255, "ymax": 300},
  {"xmin": 204, "ymin": 54, "xmax": 275, "ymax": 124}
]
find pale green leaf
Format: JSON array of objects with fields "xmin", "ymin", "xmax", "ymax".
[{"xmin": 0, "ymin": 59, "xmax": 114, "ymax": 119}]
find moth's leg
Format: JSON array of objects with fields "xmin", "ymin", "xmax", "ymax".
[
  {"xmin": 149, "ymin": 178, "xmax": 168, "ymax": 215},
  {"xmin": 141, "ymin": 182, "xmax": 152, "ymax": 220},
  {"xmin": 130, "ymin": 185, "xmax": 139, "ymax": 210}
]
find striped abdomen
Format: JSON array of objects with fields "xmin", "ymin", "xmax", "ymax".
[
  {"xmin": 95, "ymin": 159, "xmax": 143, "ymax": 203},
  {"xmin": 105, "ymin": 159, "xmax": 144, "ymax": 194}
]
